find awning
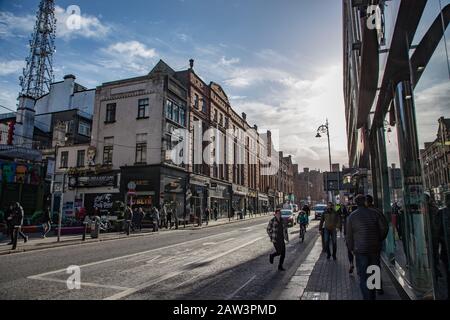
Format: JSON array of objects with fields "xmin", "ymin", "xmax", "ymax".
[{"xmin": 0, "ymin": 145, "xmax": 42, "ymax": 162}]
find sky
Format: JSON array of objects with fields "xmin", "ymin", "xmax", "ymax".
[
  {"xmin": 0, "ymin": 0, "xmax": 348, "ymax": 172},
  {"xmin": 0, "ymin": 0, "xmax": 448, "ymax": 172}
]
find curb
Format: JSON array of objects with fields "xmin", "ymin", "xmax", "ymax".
[{"xmin": 0, "ymin": 214, "xmax": 271, "ymax": 256}]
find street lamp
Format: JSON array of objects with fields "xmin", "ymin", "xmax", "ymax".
[{"xmin": 316, "ymin": 119, "xmax": 333, "ymax": 202}]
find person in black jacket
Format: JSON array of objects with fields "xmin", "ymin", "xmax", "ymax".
[
  {"xmin": 346, "ymin": 195, "xmax": 388, "ymax": 300},
  {"xmin": 4, "ymin": 203, "xmax": 14, "ymax": 245},
  {"xmin": 11, "ymin": 202, "xmax": 28, "ymax": 246},
  {"xmin": 267, "ymin": 209, "xmax": 289, "ymax": 271},
  {"xmin": 41, "ymin": 206, "xmax": 52, "ymax": 238}
]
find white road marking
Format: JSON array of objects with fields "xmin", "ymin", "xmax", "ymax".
[
  {"xmin": 104, "ymin": 271, "xmax": 183, "ymax": 300},
  {"xmin": 28, "ymin": 276, "xmax": 130, "ymax": 291},
  {"xmin": 173, "ymin": 270, "xmax": 209, "ymax": 289},
  {"xmin": 202, "ymin": 238, "xmax": 236, "ymax": 246},
  {"xmin": 226, "ymin": 275, "xmax": 257, "ymax": 300},
  {"xmin": 27, "ymin": 228, "xmax": 243, "ymax": 279}
]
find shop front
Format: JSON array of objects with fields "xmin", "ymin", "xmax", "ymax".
[
  {"xmin": 268, "ymin": 189, "xmax": 276, "ymax": 212},
  {"xmin": 161, "ymin": 166, "xmax": 187, "ymax": 222},
  {"xmin": 0, "ymin": 161, "xmax": 45, "ymax": 217},
  {"xmin": 209, "ymin": 180, "xmax": 231, "ymax": 219},
  {"xmin": 120, "ymin": 166, "xmax": 159, "ymax": 213},
  {"xmin": 188, "ymin": 175, "xmax": 209, "ymax": 223},
  {"xmin": 247, "ymin": 189, "xmax": 258, "ymax": 215},
  {"xmin": 258, "ymin": 193, "xmax": 269, "ymax": 214},
  {"xmin": 69, "ymin": 172, "xmax": 121, "ymax": 216},
  {"xmin": 232, "ymin": 184, "xmax": 248, "ymax": 218}
]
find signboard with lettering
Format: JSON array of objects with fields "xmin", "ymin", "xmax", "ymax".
[{"xmin": 69, "ymin": 175, "xmax": 117, "ymax": 189}]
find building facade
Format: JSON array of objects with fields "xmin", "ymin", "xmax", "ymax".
[{"xmin": 343, "ymin": 0, "xmax": 450, "ymax": 299}]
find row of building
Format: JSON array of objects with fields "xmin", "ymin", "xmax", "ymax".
[{"xmin": 0, "ymin": 59, "xmax": 297, "ymax": 221}]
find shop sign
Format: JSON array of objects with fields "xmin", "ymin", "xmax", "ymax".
[
  {"xmin": 93, "ymin": 194, "xmax": 114, "ymax": 210},
  {"xmin": 69, "ymin": 175, "xmax": 117, "ymax": 188}
]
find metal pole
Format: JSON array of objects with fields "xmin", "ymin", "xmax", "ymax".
[
  {"xmin": 57, "ymin": 173, "xmax": 65, "ymax": 242},
  {"xmin": 326, "ymin": 120, "xmax": 333, "ymax": 202}
]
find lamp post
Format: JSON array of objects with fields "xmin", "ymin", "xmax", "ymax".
[{"xmin": 316, "ymin": 119, "xmax": 333, "ymax": 202}]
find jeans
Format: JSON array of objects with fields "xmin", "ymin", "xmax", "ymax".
[
  {"xmin": 355, "ymin": 253, "xmax": 381, "ymax": 300},
  {"xmin": 324, "ymin": 229, "xmax": 337, "ymax": 258},
  {"xmin": 42, "ymin": 222, "xmax": 51, "ymax": 237},
  {"xmin": 270, "ymin": 241, "xmax": 286, "ymax": 267}
]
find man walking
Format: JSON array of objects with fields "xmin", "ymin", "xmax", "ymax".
[
  {"xmin": 41, "ymin": 206, "xmax": 52, "ymax": 238},
  {"xmin": 11, "ymin": 202, "xmax": 28, "ymax": 249},
  {"xmin": 267, "ymin": 209, "xmax": 289, "ymax": 271},
  {"xmin": 319, "ymin": 202, "xmax": 341, "ymax": 260},
  {"xmin": 346, "ymin": 195, "xmax": 388, "ymax": 300},
  {"xmin": 204, "ymin": 207, "xmax": 210, "ymax": 226}
]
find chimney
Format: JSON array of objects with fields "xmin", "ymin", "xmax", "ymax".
[
  {"xmin": 189, "ymin": 59, "xmax": 194, "ymax": 69},
  {"xmin": 242, "ymin": 112, "xmax": 247, "ymax": 121},
  {"xmin": 253, "ymin": 124, "xmax": 258, "ymax": 131}
]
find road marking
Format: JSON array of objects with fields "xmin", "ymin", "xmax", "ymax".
[
  {"xmin": 226, "ymin": 275, "xmax": 257, "ymax": 300},
  {"xmin": 27, "ymin": 228, "xmax": 244, "ymax": 279},
  {"xmin": 104, "ymin": 271, "xmax": 183, "ymax": 300},
  {"xmin": 173, "ymin": 270, "xmax": 209, "ymax": 289},
  {"xmin": 28, "ymin": 276, "xmax": 130, "ymax": 291},
  {"xmin": 199, "ymin": 237, "xmax": 263, "ymax": 264},
  {"xmin": 202, "ymin": 238, "xmax": 236, "ymax": 246}
]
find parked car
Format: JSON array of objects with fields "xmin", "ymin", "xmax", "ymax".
[
  {"xmin": 281, "ymin": 209, "xmax": 297, "ymax": 228},
  {"xmin": 313, "ymin": 204, "xmax": 327, "ymax": 220}
]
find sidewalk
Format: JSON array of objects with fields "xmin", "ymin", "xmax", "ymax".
[
  {"xmin": 280, "ymin": 231, "xmax": 403, "ymax": 300},
  {"xmin": 0, "ymin": 213, "xmax": 271, "ymax": 256}
]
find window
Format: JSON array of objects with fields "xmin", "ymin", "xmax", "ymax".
[
  {"xmin": 194, "ymin": 94, "xmax": 199, "ymax": 109},
  {"xmin": 202, "ymin": 98, "xmax": 207, "ymax": 113},
  {"xmin": 135, "ymin": 134, "xmax": 147, "ymax": 164},
  {"xmin": 78, "ymin": 122, "xmax": 91, "ymax": 136},
  {"xmin": 219, "ymin": 113, "xmax": 223, "ymax": 126},
  {"xmin": 173, "ymin": 104, "xmax": 180, "ymax": 123},
  {"xmin": 138, "ymin": 98, "xmax": 149, "ymax": 119},
  {"xmin": 214, "ymin": 109, "xmax": 218, "ymax": 122},
  {"xmin": 105, "ymin": 103, "xmax": 116, "ymax": 123},
  {"xmin": 77, "ymin": 150, "xmax": 85, "ymax": 167},
  {"xmin": 60, "ymin": 151, "xmax": 68, "ymax": 168},
  {"xmin": 166, "ymin": 100, "xmax": 173, "ymax": 120},
  {"xmin": 103, "ymin": 137, "xmax": 114, "ymax": 165},
  {"xmin": 180, "ymin": 107, "xmax": 186, "ymax": 127}
]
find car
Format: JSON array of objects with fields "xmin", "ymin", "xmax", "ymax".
[
  {"xmin": 280, "ymin": 209, "xmax": 297, "ymax": 228},
  {"xmin": 313, "ymin": 204, "xmax": 327, "ymax": 220}
]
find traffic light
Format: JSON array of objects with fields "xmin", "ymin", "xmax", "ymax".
[{"xmin": 7, "ymin": 120, "xmax": 15, "ymax": 145}]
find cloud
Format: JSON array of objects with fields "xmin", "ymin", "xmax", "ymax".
[
  {"xmin": 0, "ymin": 7, "xmax": 111, "ymax": 40},
  {"xmin": 99, "ymin": 41, "xmax": 158, "ymax": 74},
  {"xmin": 0, "ymin": 11, "xmax": 34, "ymax": 38},
  {"xmin": 0, "ymin": 60, "xmax": 24, "ymax": 76},
  {"xmin": 54, "ymin": 5, "xmax": 111, "ymax": 40}
]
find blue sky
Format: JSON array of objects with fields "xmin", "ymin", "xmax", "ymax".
[{"xmin": 0, "ymin": 0, "xmax": 448, "ymax": 171}]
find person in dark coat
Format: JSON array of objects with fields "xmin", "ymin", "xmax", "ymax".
[
  {"xmin": 267, "ymin": 209, "xmax": 289, "ymax": 271},
  {"xmin": 11, "ymin": 202, "xmax": 28, "ymax": 245},
  {"xmin": 204, "ymin": 207, "xmax": 210, "ymax": 226},
  {"xmin": 319, "ymin": 202, "xmax": 341, "ymax": 260},
  {"xmin": 346, "ymin": 195, "xmax": 388, "ymax": 300},
  {"xmin": 4, "ymin": 203, "xmax": 14, "ymax": 245},
  {"xmin": 41, "ymin": 206, "xmax": 52, "ymax": 238}
]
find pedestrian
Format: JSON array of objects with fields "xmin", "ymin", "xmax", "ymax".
[
  {"xmin": 426, "ymin": 193, "xmax": 445, "ymax": 280},
  {"xmin": 438, "ymin": 192, "xmax": 450, "ymax": 299},
  {"xmin": 345, "ymin": 203, "xmax": 357, "ymax": 274},
  {"xmin": 204, "ymin": 207, "xmax": 210, "ymax": 226},
  {"xmin": 160, "ymin": 204, "xmax": 168, "ymax": 229},
  {"xmin": 136, "ymin": 207, "xmax": 145, "ymax": 231},
  {"xmin": 167, "ymin": 207, "xmax": 172, "ymax": 229},
  {"xmin": 123, "ymin": 205, "xmax": 133, "ymax": 235},
  {"xmin": 153, "ymin": 206, "xmax": 160, "ymax": 232},
  {"xmin": 41, "ymin": 206, "xmax": 52, "ymax": 238},
  {"xmin": 346, "ymin": 194, "xmax": 389, "ymax": 300},
  {"xmin": 267, "ymin": 209, "xmax": 289, "ymax": 271},
  {"xmin": 302, "ymin": 204, "xmax": 311, "ymax": 217},
  {"xmin": 319, "ymin": 202, "xmax": 340, "ymax": 260},
  {"xmin": 11, "ymin": 202, "xmax": 28, "ymax": 247},
  {"xmin": 214, "ymin": 206, "xmax": 218, "ymax": 221},
  {"xmin": 4, "ymin": 203, "xmax": 14, "ymax": 245}
]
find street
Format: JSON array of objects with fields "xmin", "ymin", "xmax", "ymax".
[{"xmin": 0, "ymin": 216, "xmax": 320, "ymax": 300}]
